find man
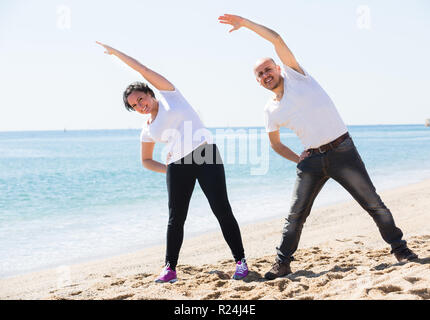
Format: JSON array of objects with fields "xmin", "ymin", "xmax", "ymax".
[{"xmin": 218, "ymin": 14, "xmax": 418, "ymax": 280}]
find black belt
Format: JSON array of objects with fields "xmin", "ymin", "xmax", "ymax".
[{"xmin": 307, "ymin": 132, "xmax": 350, "ymax": 154}]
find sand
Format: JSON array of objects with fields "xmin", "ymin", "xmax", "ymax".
[{"xmin": 1, "ymin": 179, "xmax": 429, "ymax": 300}]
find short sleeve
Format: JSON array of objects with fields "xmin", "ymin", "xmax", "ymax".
[
  {"xmin": 158, "ymin": 86, "xmax": 180, "ymax": 96},
  {"xmin": 264, "ymin": 109, "xmax": 280, "ymax": 133},
  {"xmin": 283, "ymin": 64, "xmax": 309, "ymax": 80},
  {"xmin": 158, "ymin": 87, "xmax": 188, "ymax": 110},
  {"xmin": 140, "ymin": 126, "xmax": 154, "ymax": 143}
]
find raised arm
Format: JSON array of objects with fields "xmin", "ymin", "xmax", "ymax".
[
  {"xmin": 96, "ymin": 41, "xmax": 174, "ymax": 91},
  {"xmin": 218, "ymin": 14, "xmax": 304, "ymax": 75}
]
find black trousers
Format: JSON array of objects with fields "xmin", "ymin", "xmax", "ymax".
[
  {"xmin": 277, "ymin": 136, "xmax": 407, "ymax": 263},
  {"xmin": 165, "ymin": 143, "xmax": 245, "ymax": 270}
]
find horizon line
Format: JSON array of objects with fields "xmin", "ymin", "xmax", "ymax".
[{"xmin": 0, "ymin": 123, "xmax": 428, "ymax": 133}]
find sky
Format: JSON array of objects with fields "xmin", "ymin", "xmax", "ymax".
[{"xmin": 0, "ymin": 0, "xmax": 429, "ymax": 131}]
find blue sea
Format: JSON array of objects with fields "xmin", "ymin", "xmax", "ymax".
[{"xmin": 1, "ymin": 125, "xmax": 430, "ymax": 278}]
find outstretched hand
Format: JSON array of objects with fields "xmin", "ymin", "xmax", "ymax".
[
  {"xmin": 96, "ymin": 41, "xmax": 116, "ymax": 55},
  {"xmin": 218, "ymin": 14, "xmax": 246, "ymax": 33}
]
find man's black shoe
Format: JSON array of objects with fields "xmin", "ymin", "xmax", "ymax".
[
  {"xmin": 264, "ymin": 260, "xmax": 292, "ymax": 280},
  {"xmin": 393, "ymin": 247, "xmax": 418, "ymax": 262}
]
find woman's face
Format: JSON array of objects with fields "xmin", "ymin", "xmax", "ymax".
[{"xmin": 127, "ymin": 91, "xmax": 155, "ymax": 115}]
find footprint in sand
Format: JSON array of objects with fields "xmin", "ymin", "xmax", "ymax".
[
  {"xmin": 367, "ymin": 284, "xmax": 403, "ymax": 295},
  {"xmin": 254, "ymin": 257, "xmax": 272, "ymax": 266},
  {"xmin": 280, "ymin": 283, "xmax": 310, "ymax": 298},
  {"xmin": 109, "ymin": 293, "xmax": 135, "ymax": 300},
  {"xmin": 110, "ymin": 279, "xmax": 126, "ymax": 286},
  {"xmin": 249, "ymin": 293, "xmax": 266, "ymax": 300},
  {"xmin": 408, "ymin": 288, "xmax": 430, "ymax": 300},
  {"xmin": 214, "ymin": 280, "xmax": 228, "ymax": 288},
  {"xmin": 133, "ymin": 273, "xmax": 151, "ymax": 280},
  {"xmin": 277, "ymin": 279, "xmax": 289, "ymax": 291},
  {"xmin": 304, "ymin": 263, "xmax": 314, "ymax": 270},
  {"xmin": 316, "ymin": 276, "xmax": 330, "ymax": 288},
  {"xmin": 265, "ymin": 279, "xmax": 290, "ymax": 291},
  {"xmin": 208, "ymin": 270, "xmax": 231, "ymax": 280},
  {"xmin": 233, "ymin": 285, "xmax": 255, "ymax": 292},
  {"xmin": 403, "ymin": 276, "xmax": 421, "ymax": 284},
  {"xmin": 131, "ymin": 281, "xmax": 145, "ymax": 288},
  {"xmin": 316, "ymin": 255, "xmax": 331, "ymax": 261},
  {"xmin": 181, "ymin": 266, "xmax": 198, "ymax": 274},
  {"xmin": 326, "ymin": 273, "xmax": 345, "ymax": 280},
  {"xmin": 203, "ymin": 291, "xmax": 221, "ymax": 299}
]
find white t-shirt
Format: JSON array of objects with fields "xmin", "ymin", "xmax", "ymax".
[
  {"xmin": 264, "ymin": 64, "xmax": 348, "ymax": 149},
  {"xmin": 140, "ymin": 87, "xmax": 212, "ymax": 164}
]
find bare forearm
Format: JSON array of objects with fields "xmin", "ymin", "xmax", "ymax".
[
  {"xmin": 271, "ymin": 143, "xmax": 300, "ymax": 163},
  {"xmin": 97, "ymin": 41, "xmax": 173, "ymax": 91},
  {"xmin": 111, "ymin": 50, "xmax": 164, "ymax": 86},
  {"xmin": 242, "ymin": 18, "xmax": 281, "ymax": 44},
  {"xmin": 111, "ymin": 49, "xmax": 146, "ymax": 74},
  {"xmin": 142, "ymin": 159, "xmax": 167, "ymax": 173},
  {"xmin": 219, "ymin": 15, "xmax": 302, "ymax": 73}
]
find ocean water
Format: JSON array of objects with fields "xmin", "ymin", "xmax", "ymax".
[{"xmin": 1, "ymin": 125, "xmax": 430, "ymax": 278}]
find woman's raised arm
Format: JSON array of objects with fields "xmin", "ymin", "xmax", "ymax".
[{"xmin": 96, "ymin": 41, "xmax": 174, "ymax": 91}]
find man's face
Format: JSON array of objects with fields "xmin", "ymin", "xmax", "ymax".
[{"xmin": 254, "ymin": 59, "xmax": 282, "ymax": 91}]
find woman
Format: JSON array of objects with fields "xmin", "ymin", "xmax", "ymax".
[{"xmin": 96, "ymin": 41, "xmax": 248, "ymax": 283}]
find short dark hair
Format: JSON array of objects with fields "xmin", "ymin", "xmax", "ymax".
[{"xmin": 123, "ymin": 82, "xmax": 155, "ymax": 112}]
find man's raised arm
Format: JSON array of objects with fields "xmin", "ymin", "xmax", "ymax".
[{"xmin": 218, "ymin": 14, "xmax": 304, "ymax": 75}]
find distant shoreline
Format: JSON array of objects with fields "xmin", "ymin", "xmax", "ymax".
[{"xmin": 0, "ymin": 123, "xmax": 428, "ymax": 134}]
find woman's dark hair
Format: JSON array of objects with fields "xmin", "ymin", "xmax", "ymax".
[{"xmin": 123, "ymin": 82, "xmax": 155, "ymax": 112}]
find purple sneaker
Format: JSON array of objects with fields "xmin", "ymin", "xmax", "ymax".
[
  {"xmin": 233, "ymin": 258, "xmax": 249, "ymax": 280},
  {"xmin": 155, "ymin": 263, "xmax": 177, "ymax": 283}
]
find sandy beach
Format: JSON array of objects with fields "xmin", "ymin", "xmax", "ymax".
[{"xmin": 1, "ymin": 179, "xmax": 429, "ymax": 300}]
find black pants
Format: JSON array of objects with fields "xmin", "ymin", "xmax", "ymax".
[
  {"xmin": 165, "ymin": 143, "xmax": 245, "ymax": 270},
  {"xmin": 277, "ymin": 136, "xmax": 407, "ymax": 263}
]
